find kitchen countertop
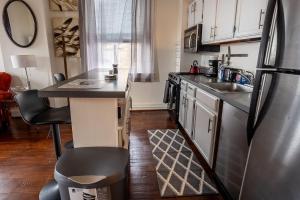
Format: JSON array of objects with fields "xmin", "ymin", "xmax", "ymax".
[
  {"xmin": 39, "ymin": 68, "xmax": 129, "ymax": 98},
  {"xmin": 179, "ymin": 75, "xmax": 252, "ymax": 113}
]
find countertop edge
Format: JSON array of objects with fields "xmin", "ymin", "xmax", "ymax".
[{"xmin": 38, "ymin": 90, "xmax": 126, "ymax": 99}]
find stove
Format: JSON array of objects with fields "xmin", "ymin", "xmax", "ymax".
[{"xmin": 164, "ymin": 72, "xmax": 203, "ymax": 121}]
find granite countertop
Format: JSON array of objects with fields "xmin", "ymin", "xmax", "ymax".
[
  {"xmin": 39, "ymin": 68, "xmax": 129, "ymax": 98},
  {"xmin": 179, "ymin": 75, "xmax": 252, "ymax": 113}
]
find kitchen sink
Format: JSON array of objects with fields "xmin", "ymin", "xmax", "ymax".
[{"xmin": 206, "ymin": 83, "xmax": 253, "ymax": 93}]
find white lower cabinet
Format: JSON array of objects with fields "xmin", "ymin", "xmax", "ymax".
[
  {"xmin": 179, "ymin": 91, "xmax": 186, "ymax": 127},
  {"xmin": 193, "ymin": 101, "xmax": 216, "ymax": 164},
  {"xmin": 185, "ymin": 94, "xmax": 195, "ymax": 138},
  {"xmin": 179, "ymin": 83, "xmax": 219, "ymax": 167}
]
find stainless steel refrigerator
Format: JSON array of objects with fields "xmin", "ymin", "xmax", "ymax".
[{"xmin": 240, "ymin": 0, "xmax": 300, "ymax": 199}]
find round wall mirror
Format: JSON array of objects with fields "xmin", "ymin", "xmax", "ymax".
[{"xmin": 3, "ymin": 0, "xmax": 37, "ymax": 48}]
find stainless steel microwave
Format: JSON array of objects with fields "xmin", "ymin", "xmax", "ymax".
[
  {"xmin": 184, "ymin": 24, "xmax": 202, "ymax": 53},
  {"xmin": 184, "ymin": 24, "xmax": 220, "ymax": 53}
]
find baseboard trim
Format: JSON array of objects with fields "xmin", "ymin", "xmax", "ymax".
[{"xmin": 132, "ymin": 103, "xmax": 167, "ymax": 111}]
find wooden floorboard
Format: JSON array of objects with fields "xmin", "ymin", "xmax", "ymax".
[{"xmin": 0, "ymin": 110, "xmax": 222, "ymax": 200}]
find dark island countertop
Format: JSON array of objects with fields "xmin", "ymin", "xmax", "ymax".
[
  {"xmin": 39, "ymin": 69, "xmax": 129, "ymax": 98},
  {"xmin": 179, "ymin": 75, "xmax": 252, "ymax": 113}
]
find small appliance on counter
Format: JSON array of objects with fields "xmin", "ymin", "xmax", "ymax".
[
  {"xmin": 205, "ymin": 56, "xmax": 219, "ymax": 77},
  {"xmin": 189, "ymin": 60, "xmax": 200, "ymax": 74}
]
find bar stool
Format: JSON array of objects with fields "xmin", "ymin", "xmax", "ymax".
[
  {"xmin": 53, "ymin": 73, "xmax": 74, "ymax": 149},
  {"xmin": 53, "ymin": 73, "xmax": 66, "ymax": 83},
  {"xmin": 14, "ymin": 90, "xmax": 71, "ymax": 159}
]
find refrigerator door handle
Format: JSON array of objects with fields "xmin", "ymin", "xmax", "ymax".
[
  {"xmin": 257, "ymin": 0, "xmax": 277, "ymax": 69},
  {"xmin": 246, "ymin": 0, "xmax": 280, "ymax": 145}
]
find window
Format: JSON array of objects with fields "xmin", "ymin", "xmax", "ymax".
[{"xmin": 93, "ymin": 0, "xmax": 133, "ymax": 69}]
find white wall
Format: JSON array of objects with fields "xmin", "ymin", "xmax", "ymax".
[
  {"xmin": 0, "ymin": 0, "xmax": 53, "ymax": 89},
  {"xmin": 0, "ymin": 0, "xmax": 81, "ymax": 107},
  {"xmin": 219, "ymin": 42, "xmax": 260, "ymax": 73},
  {"xmin": 131, "ymin": 0, "xmax": 180, "ymax": 110}
]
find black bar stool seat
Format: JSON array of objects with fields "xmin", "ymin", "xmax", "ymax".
[
  {"xmin": 15, "ymin": 90, "xmax": 71, "ymax": 159},
  {"xmin": 31, "ymin": 107, "xmax": 71, "ymax": 125}
]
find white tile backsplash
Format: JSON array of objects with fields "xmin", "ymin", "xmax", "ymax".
[{"xmin": 180, "ymin": 41, "xmax": 261, "ymax": 74}]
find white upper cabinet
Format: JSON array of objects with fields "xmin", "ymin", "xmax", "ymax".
[
  {"xmin": 188, "ymin": 2, "xmax": 195, "ymax": 28},
  {"xmin": 202, "ymin": 0, "xmax": 217, "ymax": 44},
  {"xmin": 194, "ymin": 0, "xmax": 203, "ymax": 25},
  {"xmin": 188, "ymin": 0, "xmax": 204, "ymax": 28},
  {"xmin": 235, "ymin": 0, "xmax": 268, "ymax": 38},
  {"xmin": 198, "ymin": 0, "xmax": 267, "ymax": 44},
  {"xmin": 214, "ymin": 0, "xmax": 237, "ymax": 41}
]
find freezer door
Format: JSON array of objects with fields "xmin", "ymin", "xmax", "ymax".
[
  {"xmin": 279, "ymin": 0, "xmax": 300, "ymax": 70},
  {"xmin": 240, "ymin": 72, "xmax": 300, "ymax": 200}
]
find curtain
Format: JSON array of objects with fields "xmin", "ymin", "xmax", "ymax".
[
  {"xmin": 80, "ymin": 0, "xmax": 157, "ymax": 82},
  {"xmin": 130, "ymin": 0, "xmax": 157, "ymax": 82}
]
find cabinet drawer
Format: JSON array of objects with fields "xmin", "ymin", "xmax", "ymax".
[
  {"xmin": 196, "ymin": 88, "xmax": 219, "ymax": 111},
  {"xmin": 187, "ymin": 84, "xmax": 196, "ymax": 97},
  {"xmin": 181, "ymin": 80, "xmax": 187, "ymax": 91}
]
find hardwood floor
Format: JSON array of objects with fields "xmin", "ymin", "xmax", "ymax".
[{"xmin": 0, "ymin": 110, "xmax": 222, "ymax": 200}]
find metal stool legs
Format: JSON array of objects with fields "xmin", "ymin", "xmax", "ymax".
[{"xmin": 51, "ymin": 124, "xmax": 62, "ymax": 159}]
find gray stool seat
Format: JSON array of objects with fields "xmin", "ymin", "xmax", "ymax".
[
  {"xmin": 39, "ymin": 180, "xmax": 61, "ymax": 200},
  {"xmin": 55, "ymin": 147, "xmax": 129, "ymax": 200}
]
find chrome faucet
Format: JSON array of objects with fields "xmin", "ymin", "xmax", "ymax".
[{"xmin": 236, "ymin": 70, "xmax": 255, "ymax": 85}]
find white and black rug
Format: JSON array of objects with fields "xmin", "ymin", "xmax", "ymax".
[{"xmin": 148, "ymin": 129, "xmax": 218, "ymax": 197}]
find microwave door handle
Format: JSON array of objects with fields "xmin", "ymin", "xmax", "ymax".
[{"xmin": 188, "ymin": 34, "xmax": 193, "ymax": 49}]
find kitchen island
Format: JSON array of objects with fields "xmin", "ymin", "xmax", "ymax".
[{"xmin": 39, "ymin": 68, "xmax": 131, "ymax": 148}]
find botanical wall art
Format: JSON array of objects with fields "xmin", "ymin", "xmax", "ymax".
[
  {"xmin": 52, "ymin": 17, "xmax": 80, "ymax": 57},
  {"xmin": 49, "ymin": 0, "xmax": 78, "ymax": 11}
]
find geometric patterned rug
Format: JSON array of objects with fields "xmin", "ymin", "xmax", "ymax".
[{"xmin": 148, "ymin": 129, "xmax": 218, "ymax": 197}]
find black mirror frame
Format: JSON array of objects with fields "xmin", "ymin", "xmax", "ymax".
[{"xmin": 2, "ymin": 0, "xmax": 38, "ymax": 48}]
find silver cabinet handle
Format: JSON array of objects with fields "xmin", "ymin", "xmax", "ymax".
[
  {"xmin": 214, "ymin": 26, "xmax": 217, "ymax": 37},
  {"xmin": 192, "ymin": 2, "xmax": 196, "ymax": 12},
  {"xmin": 208, "ymin": 118, "xmax": 212, "ymax": 133},
  {"xmin": 258, "ymin": 9, "xmax": 265, "ymax": 29},
  {"xmin": 210, "ymin": 27, "xmax": 214, "ymax": 38},
  {"xmin": 192, "ymin": 104, "xmax": 197, "ymax": 138},
  {"xmin": 185, "ymin": 97, "xmax": 188, "ymax": 107}
]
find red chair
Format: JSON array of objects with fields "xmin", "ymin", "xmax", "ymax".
[{"xmin": 0, "ymin": 72, "xmax": 12, "ymax": 128}]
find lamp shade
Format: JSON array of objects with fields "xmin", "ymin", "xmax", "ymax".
[{"xmin": 11, "ymin": 55, "xmax": 37, "ymax": 69}]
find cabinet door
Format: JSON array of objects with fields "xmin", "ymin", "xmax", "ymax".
[
  {"xmin": 202, "ymin": 0, "xmax": 217, "ymax": 44},
  {"xmin": 185, "ymin": 95, "xmax": 195, "ymax": 138},
  {"xmin": 179, "ymin": 91, "xmax": 186, "ymax": 127},
  {"xmin": 193, "ymin": 101, "xmax": 216, "ymax": 164},
  {"xmin": 235, "ymin": 0, "xmax": 268, "ymax": 38},
  {"xmin": 188, "ymin": 2, "xmax": 195, "ymax": 28},
  {"xmin": 214, "ymin": 0, "xmax": 237, "ymax": 41},
  {"xmin": 194, "ymin": 0, "xmax": 203, "ymax": 25}
]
